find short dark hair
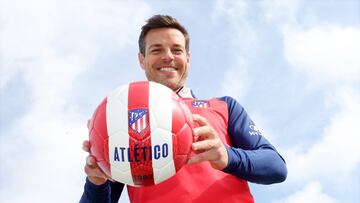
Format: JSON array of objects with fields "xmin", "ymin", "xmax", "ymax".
[{"xmin": 138, "ymin": 15, "xmax": 190, "ymax": 55}]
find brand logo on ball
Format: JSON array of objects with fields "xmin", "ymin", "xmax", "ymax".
[
  {"xmin": 128, "ymin": 109, "xmax": 149, "ymax": 134},
  {"xmin": 192, "ymin": 100, "xmax": 210, "ymax": 108}
]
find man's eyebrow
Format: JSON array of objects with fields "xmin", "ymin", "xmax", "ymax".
[
  {"xmin": 173, "ymin": 44, "xmax": 184, "ymax": 48},
  {"xmin": 148, "ymin": 44, "xmax": 162, "ymax": 49},
  {"xmin": 148, "ymin": 43, "xmax": 185, "ymax": 50}
]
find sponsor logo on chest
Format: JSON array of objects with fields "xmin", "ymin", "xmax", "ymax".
[{"xmin": 192, "ymin": 100, "xmax": 210, "ymax": 108}]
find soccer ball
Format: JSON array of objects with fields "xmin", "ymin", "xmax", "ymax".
[{"xmin": 88, "ymin": 81, "xmax": 193, "ymax": 186}]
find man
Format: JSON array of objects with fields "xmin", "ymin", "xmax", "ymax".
[{"xmin": 80, "ymin": 15, "xmax": 287, "ymax": 203}]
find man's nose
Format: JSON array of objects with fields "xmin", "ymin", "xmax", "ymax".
[{"xmin": 161, "ymin": 49, "xmax": 174, "ymax": 61}]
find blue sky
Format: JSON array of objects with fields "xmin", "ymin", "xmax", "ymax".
[{"xmin": 1, "ymin": 0, "xmax": 359, "ymax": 202}]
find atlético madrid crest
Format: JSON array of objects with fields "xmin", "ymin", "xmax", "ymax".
[{"xmin": 128, "ymin": 109, "xmax": 149, "ymax": 134}]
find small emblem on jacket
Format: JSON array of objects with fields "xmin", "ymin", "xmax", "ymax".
[
  {"xmin": 192, "ymin": 100, "xmax": 210, "ymax": 108},
  {"xmin": 249, "ymin": 125, "xmax": 262, "ymax": 136},
  {"xmin": 129, "ymin": 109, "xmax": 148, "ymax": 133}
]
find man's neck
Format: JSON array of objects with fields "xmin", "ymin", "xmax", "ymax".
[{"xmin": 176, "ymin": 86, "xmax": 193, "ymax": 98}]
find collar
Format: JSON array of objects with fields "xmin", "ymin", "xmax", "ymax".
[{"xmin": 176, "ymin": 86, "xmax": 195, "ymax": 99}]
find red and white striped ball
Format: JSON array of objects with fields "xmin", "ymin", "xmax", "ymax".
[{"xmin": 88, "ymin": 81, "xmax": 194, "ymax": 186}]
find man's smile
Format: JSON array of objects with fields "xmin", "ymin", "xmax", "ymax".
[{"xmin": 158, "ymin": 66, "xmax": 177, "ymax": 72}]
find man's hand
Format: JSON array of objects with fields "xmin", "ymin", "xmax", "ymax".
[
  {"xmin": 187, "ymin": 114, "xmax": 229, "ymax": 170},
  {"xmin": 82, "ymin": 140, "xmax": 109, "ymax": 185}
]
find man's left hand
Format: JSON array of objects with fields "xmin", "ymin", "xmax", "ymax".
[{"xmin": 187, "ymin": 114, "xmax": 229, "ymax": 170}]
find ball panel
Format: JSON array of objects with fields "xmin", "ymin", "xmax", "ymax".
[
  {"xmin": 149, "ymin": 82, "xmax": 173, "ymax": 132},
  {"xmin": 127, "ymin": 133, "xmax": 154, "ymax": 186},
  {"xmin": 106, "ymin": 98, "xmax": 128, "ymax": 137},
  {"xmin": 108, "ymin": 84, "xmax": 129, "ymax": 107},
  {"xmin": 179, "ymin": 99, "xmax": 194, "ymax": 126},
  {"xmin": 173, "ymin": 124, "xmax": 193, "ymax": 171},
  {"xmin": 89, "ymin": 98, "xmax": 111, "ymax": 176},
  {"xmin": 107, "ymin": 84, "xmax": 133, "ymax": 184},
  {"xmin": 148, "ymin": 81, "xmax": 176, "ymax": 185},
  {"xmin": 110, "ymin": 166, "xmax": 134, "ymax": 186},
  {"xmin": 171, "ymin": 95, "xmax": 188, "ymax": 134},
  {"xmin": 109, "ymin": 130, "xmax": 133, "ymax": 185},
  {"xmin": 153, "ymin": 160, "xmax": 176, "ymax": 184},
  {"xmin": 150, "ymin": 128, "xmax": 175, "ymax": 176},
  {"xmin": 175, "ymin": 124, "xmax": 194, "ymax": 156},
  {"xmin": 171, "ymin": 94, "xmax": 193, "ymax": 172},
  {"xmin": 97, "ymin": 136, "xmax": 110, "ymax": 176},
  {"xmin": 127, "ymin": 81, "xmax": 150, "ymax": 109},
  {"xmin": 127, "ymin": 81, "xmax": 154, "ymax": 186}
]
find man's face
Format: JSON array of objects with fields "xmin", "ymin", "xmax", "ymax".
[{"xmin": 138, "ymin": 28, "xmax": 190, "ymax": 91}]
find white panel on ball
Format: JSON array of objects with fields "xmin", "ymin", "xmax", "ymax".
[
  {"xmin": 107, "ymin": 84, "xmax": 135, "ymax": 186},
  {"xmin": 149, "ymin": 82, "xmax": 175, "ymax": 184}
]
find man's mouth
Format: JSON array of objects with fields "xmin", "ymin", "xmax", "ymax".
[{"xmin": 158, "ymin": 66, "xmax": 177, "ymax": 72}]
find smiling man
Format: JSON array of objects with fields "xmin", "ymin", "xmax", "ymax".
[
  {"xmin": 138, "ymin": 27, "xmax": 189, "ymax": 91},
  {"xmin": 80, "ymin": 15, "xmax": 287, "ymax": 203}
]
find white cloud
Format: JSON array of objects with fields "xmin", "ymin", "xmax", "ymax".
[
  {"xmin": 212, "ymin": 0, "xmax": 257, "ymax": 100},
  {"xmin": 282, "ymin": 25, "xmax": 360, "ymax": 183},
  {"xmin": 285, "ymin": 87, "xmax": 360, "ymax": 182},
  {"xmin": 213, "ymin": 0, "xmax": 248, "ymax": 20},
  {"xmin": 220, "ymin": 57, "xmax": 251, "ymax": 100},
  {"xmin": 0, "ymin": 0, "xmax": 150, "ymax": 202},
  {"xmin": 261, "ymin": 0, "xmax": 301, "ymax": 24},
  {"xmin": 283, "ymin": 26, "xmax": 360, "ymax": 87},
  {"xmin": 262, "ymin": 1, "xmax": 360, "ymax": 201},
  {"xmin": 213, "ymin": 0, "xmax": 258, "ymax": 56},
  {"xmin": 280, "ymin": 22, "xmax": 360, "ymax": 203},
  {"xmin": 0, "ymin": 0, "xmax": 151, "ymax": 90},
  {"xmin": 275, "ymin": 181, "xmax": 335, "ymax": 203}
]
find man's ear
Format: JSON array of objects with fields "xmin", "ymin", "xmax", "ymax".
[{"xmin": 138, "ymin": 53, "xmax": 145, "ymax": 70}]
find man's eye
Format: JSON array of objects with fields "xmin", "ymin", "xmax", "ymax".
[
  {"xmin": 151, "ymin": 49, "xmax": 161, "ymax": 53},
  {"xmin": 172, "ymin": 49, "xmax": 183, "ymax": 54}
]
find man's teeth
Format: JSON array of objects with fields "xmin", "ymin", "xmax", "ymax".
[{"xmin": 160, "ymin": 67, "xmax": 176, "ymax": 72}]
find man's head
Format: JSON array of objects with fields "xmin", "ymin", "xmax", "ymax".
[{"xmin": 138, "ymin": 15, "xmax": 190, "ymax": 91}]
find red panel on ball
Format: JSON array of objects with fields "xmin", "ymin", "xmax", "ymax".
[
  {"xmin": 127, "ymin": 81, "xmax": 155, "ymax": 186},
  {"xmin": 89, "ymin": 98, "xmax": 111, "ymax": 176},
  {"xmin": 171, "ymin": 93, "xmax": 194, "ymax": 172}
]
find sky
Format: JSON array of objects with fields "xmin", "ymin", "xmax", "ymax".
[{"xmin": 0, "ymin": 0, "xmax": 359, "ymax": 202}]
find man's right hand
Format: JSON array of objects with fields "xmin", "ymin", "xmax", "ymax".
[{"xmin": 82, "ymin": 140, "xmax": 108, "ymax": 185}]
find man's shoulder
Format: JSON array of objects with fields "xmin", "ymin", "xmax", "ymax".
[
  {"xmin": 214, "ymin": 96, "xmax": 242, "ymax": 108},
  {"xmin": 216, "ymin": 96, "xmax": 235, "ymax": 102}
]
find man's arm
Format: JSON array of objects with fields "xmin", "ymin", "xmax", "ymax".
[
  {"xmin": 80, "ymin": 178, "xmax": 124, "ymax": 203},
  {"xmin": 220, "ymin": 96, "xmax": 287, "ymax": 184}
]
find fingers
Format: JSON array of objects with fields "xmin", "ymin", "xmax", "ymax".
[
  {"xmin": 84, "ymin": 165, "xmax": 108, "ymax": 184},
  {"xmin": 192, "ymin": 114, "xmax": 216, "ymax": 142},
  {"xmin": 192, "ymin": 114, "xmax": 209, "ymax": 126},
  {"xmin": 86, "ymin": 155, "xmax": 97, "ymax": 167},
  {"xmin": 187, "ymin": 149, "xmax": 221, "ymax": 165},
  {"xmin": 188, "ymin": 150, "xmax": 210, "ymax": 165},
  {"xmin": 84, "ymin": 156, "xmax": 101, "ymax": 175},
  {"xmin": 84, "ymin": 155, "xmax": 109, "ymax": 185},
  {"xmin": 188, "ymin": 144, "xmax": 228, "ymax": 170},
  {"xmin": 82, "ymin": 140, "xmax": 90, "ymax": 152},
  {"xmin": 82, "ymin": 139, "xmax": 108, "ymax": 184},
  {"xmin": 87, "ymin": 119, "xmax": 91, "ymax": 129},
  {"xmin": 193, "ymin": 126, "xmax": 215, "ymax": 141},
  {"xmin": 190, "ymin": 114, "xmax": 228, "ymax": 170},
  {"xmin": 84, "ymin": 161, "xmax": 103, "ymax": 176},
  {"xmin": 81, "ymin": 137, "xmax": 109, "ymax": 185},
  {"xmin": 192, "ymin": 139, "xmax": 219, "ymax": 151}
]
